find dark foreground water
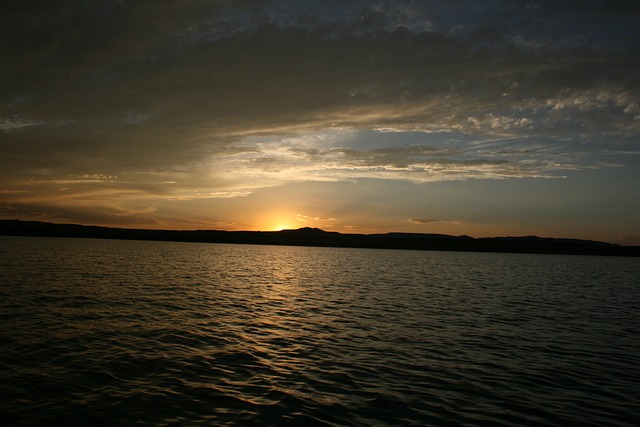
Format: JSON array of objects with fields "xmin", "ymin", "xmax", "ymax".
[{"xmin": 1, "ymin": 236, "xmax": 639, "ymax": 426}]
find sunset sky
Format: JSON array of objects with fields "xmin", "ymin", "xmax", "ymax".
[{"xmin": 2, "ymin": 1, "xmax": 639, "ymax": 243}]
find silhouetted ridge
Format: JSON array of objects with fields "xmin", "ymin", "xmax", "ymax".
[
  {"xmin": 280, "ymin": 227, "xmax": 333, "ymax": 234},
  {"xmin": 374, "ymin": 232, "xmax": 471, "ymax": 239},
  {"xmin": 1, "ymin": 220, "xmax": 638, "ymax": 257}
]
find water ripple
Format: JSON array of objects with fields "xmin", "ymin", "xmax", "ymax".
[{"xmin": 1, "ymin": 236, "xmax": 639, "ymax": 426}]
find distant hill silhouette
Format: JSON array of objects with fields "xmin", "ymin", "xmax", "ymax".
[{"xmin": 1, "ymin": 220, "xmax": 638, "ymax": 257}]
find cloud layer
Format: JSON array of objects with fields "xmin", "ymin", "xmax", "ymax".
[{"xmin": 1, "ymin": 1, "xmax": 639, "ymax": 236}]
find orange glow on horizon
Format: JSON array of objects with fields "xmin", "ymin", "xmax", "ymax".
[
  {"xmin": 272, "ymin": 223, "xmax": 293, "ymax": 231},
  {"xmin": 257, "ymin": 211, "xmax": 298, "ymax": 231}
]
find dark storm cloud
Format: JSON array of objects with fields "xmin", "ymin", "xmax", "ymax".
[{"xmin": 4, "ymin": 1, "xmax": 637, "ymax": 130}]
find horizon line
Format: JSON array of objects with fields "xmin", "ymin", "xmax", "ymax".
[{"xmin": 1, "ymin": 218, "xmax": 636, "ymax": 247}]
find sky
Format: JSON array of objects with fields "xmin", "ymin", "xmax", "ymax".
[{"xmin": 1, "ymin": 1, "xmax": 639, "ymax": 244}]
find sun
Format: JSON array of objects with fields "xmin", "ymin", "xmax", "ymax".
[
  {"xmin": 257, "ymin": 211, "xmax": 297, "ymax": 231},
  {"xmin": 272, "ymin": 222, "xmax": 293, "ymax": 231}
]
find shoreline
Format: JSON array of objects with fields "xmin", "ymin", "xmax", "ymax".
[{"xmin": 2, "ymin": 220, "xmax": 639, "ymax": 257}]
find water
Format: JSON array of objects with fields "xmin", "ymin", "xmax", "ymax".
[{"xmin": 1, "ymin": 236, "xmax": 639, "ymax": 426}]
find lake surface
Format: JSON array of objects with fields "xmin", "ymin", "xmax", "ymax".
[{"xmin": 1, "ymin": 236, "xmax": 639, "ymax": 426}]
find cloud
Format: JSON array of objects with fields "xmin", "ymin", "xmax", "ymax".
[
  {"xmin": 0, "ymin": 202, "xmax": 158, "ymax": 226},
  {"xmin": 1, "ymin": 1, "xmax": 638, "ymax": 228},
  {"xmin": 0, "ymin": 125, "xmax": 627, "ymax": 226},
  {"xmin": 200, "ymin": 130, "xmax": 616, "ymax": 189},
  {"xmin": 0, "ymin": 116, "xmax": 45, "ymax": 133},
  {"xmin": 410, "ymin": 218, "xmax": 468, "ymax": 225},
  {"xmin": 409, "ymin": 218, "xmax": 438, "ymax": 224},
  {"xmin": 168, "ymin": 190, "xmax": 252, "ymax": 201},
  {"xmin": 297, "ymin": 214, "xmax": 336, "ymax": 223},
  {"xmin": 27, "ymin": 174, "xmax": 119, "ymax": 184},
  {"xmin": 120, "ymin": 112, "xmax": 151, "ymax": 126}
]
